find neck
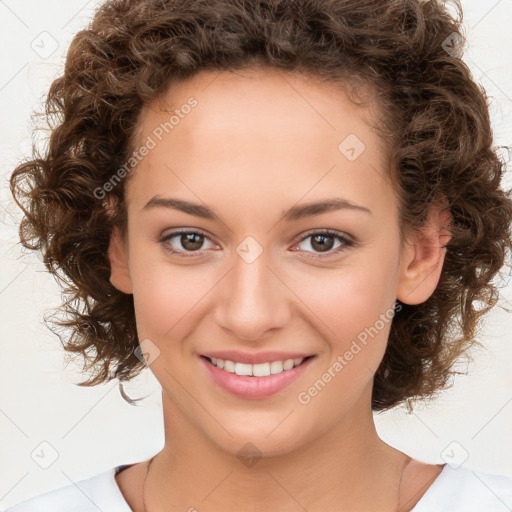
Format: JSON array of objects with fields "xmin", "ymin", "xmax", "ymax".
[{"xmin": 145, "ymin": 384, "xmax": 409, "ymax": 512}]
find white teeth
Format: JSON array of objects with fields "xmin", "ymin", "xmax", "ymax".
[
  {"xmin": 270, "ymin": 361, "xmax": 283, "ymax": 374},
  {"xmin": 208, "ymin": 357, "xmax": 306, "ymax": 376},
  {"xmin": 253, "ymin": 362, "xmax": 270, "ymax": 377},
  {"xmin": 235, "ymin": 362, "xmax": 252, "ymax": 376},
  {"xmin": 224, "ymin": 360, "xmax": 236, "ymax": 372},
  {"xmin": 283, "ymin": 359, "xmax": 295, "ymax": 370}
]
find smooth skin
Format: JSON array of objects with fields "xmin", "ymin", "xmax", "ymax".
[{"xmin": 109, "ymin": 66, "xmax": 450, "ymax": 512}]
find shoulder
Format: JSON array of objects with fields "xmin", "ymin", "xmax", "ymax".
[
  {"xmin": 4, "ymin": 466, "xmax": 131, "ymax": 512},
  {"xmin": 412, "ymin": 464, "xmax": 512, "ymax": 512}
]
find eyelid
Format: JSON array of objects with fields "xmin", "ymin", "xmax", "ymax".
[{"xmin": 292, "ymin": 228, "xmax": 353, "ymax": 245}]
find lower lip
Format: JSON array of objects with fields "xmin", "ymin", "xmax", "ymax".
[{"xmin": 199, "ymin": 356, "xmax": 315, "ymax": 399}]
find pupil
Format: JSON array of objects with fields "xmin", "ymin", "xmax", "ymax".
[
  {"xmin": 312, "ymin": 234, "xmax": 333, "ymax": 252},
  {"xmin": 182, "ymin": 233, "xmax": 203, "ymax": 251}
]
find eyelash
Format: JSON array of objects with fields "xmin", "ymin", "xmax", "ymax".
[{"xmin": 159, "ymin": 228, "xmax": 355, "ymax": 259}]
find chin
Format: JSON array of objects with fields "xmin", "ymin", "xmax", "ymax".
[
  {"xmin": 207, "ymin": 418, "xmax": 310, "ymax": 461},
  {"xmin": 219, "ymin": 436, "xmax": 301, "ymax": 461}
]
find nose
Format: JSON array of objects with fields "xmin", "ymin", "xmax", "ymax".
[{"xmin": 214, "ymin": 248, "xmax": 291, "ymax": 342}]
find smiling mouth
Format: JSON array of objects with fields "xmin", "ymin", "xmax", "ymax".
[{"xmin": 200, "ymin": 355, "xmax": 315, "ymax": 377}]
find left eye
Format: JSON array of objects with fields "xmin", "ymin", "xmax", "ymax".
[
  {"xmin": 159, "ymin": 229, "xmax": 354, "ymax": 258},
  {"xmin": 292, "ymin": 230, "xmax": 354, "ymax": 258}
]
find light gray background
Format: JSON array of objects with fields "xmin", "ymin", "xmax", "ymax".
[{"xmin": 0, "ymin": 0, "xmax": 511, "ymax": 508}]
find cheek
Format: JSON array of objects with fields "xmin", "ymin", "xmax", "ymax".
[
  {"xmin": 290, "ymin": 253, "xmax": 400, "ymax": 388},
  {"xmin": 129, "ymin": 249, "xmax": 223, "ymax": 345},
  {"xmin": 291, "ymin": 270, "xmax": 397, "ymax": 424},
  {"xmin": 294, "ymin": 262, "xmax": 398, "ymax": 344}
]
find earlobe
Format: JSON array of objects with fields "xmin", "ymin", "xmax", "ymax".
[
  {"xmin": 108, "ymin": 226, "xmax": 133, "ymax": 294},
  {"xmin": 397, "ymin": 204, "xmax": 452, "ymax": 305}
]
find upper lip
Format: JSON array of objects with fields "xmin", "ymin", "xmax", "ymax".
[{"xmin": 200, "ymin": 351, "xmax": 314, "ymax": 365}]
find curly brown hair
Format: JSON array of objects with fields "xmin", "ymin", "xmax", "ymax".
[{"xmin": 10, "ymin": 0, "xmax": 512, "ymax": 412}]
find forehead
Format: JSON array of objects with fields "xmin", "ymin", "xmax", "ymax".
[
  {"xmin": 126, "ymin": 67, "xmax": 395, "ymax": 218},
  {"xmin": 136, "ymin": 66, "xmax": 384, "ymax": 154}
]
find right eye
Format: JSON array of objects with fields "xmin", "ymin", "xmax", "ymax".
[{"xmin": 160, "ymin": 229, "xmax": 219, "ymax": 257}]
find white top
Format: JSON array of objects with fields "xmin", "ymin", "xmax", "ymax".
[{"xmin": 4, "ymin": 462, "xmax": 512, "ymax": 511}]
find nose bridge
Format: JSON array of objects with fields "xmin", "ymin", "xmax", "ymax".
[{"xmin": 215, "ymin": 242, "xmax": 290, "ymax": 341}]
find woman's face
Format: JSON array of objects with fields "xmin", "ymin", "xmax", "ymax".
[{"xmin": 109, "ymin": 67, "xmax": 442, "ymax": 456}]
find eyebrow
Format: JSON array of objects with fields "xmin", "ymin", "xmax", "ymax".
[{"xmin": 142, "ymin": 196, "xmax": 372, "ymax": 221}]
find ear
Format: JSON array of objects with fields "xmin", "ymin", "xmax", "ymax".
[
  {"xmin": 108, "ymin": 226, "xmax": 133, "ymax": 294},
  {"xmin": 396, "ymin": 203, "xmax": 452, "ymax": 305}
]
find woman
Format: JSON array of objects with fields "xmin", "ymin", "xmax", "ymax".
[{"xmin": 7, "ymin": 0, "xmax": 512, "ymax": 510}]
